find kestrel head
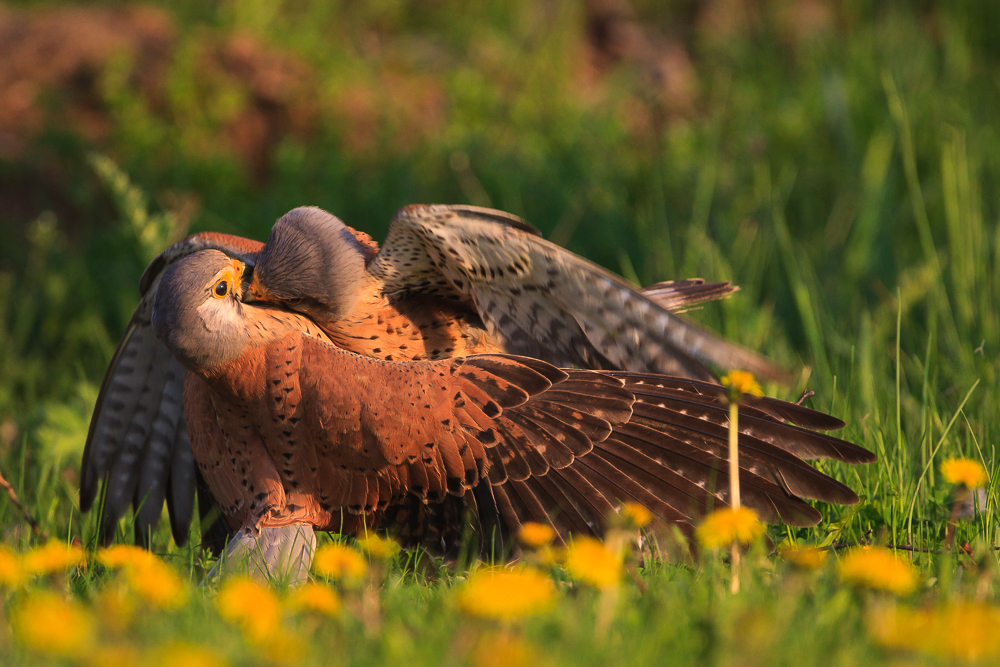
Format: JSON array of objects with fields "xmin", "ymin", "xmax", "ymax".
[
  {"xmin": 152, "ymin": 249, "xmax": 249, "ymax": 370},
  {"xmin": 245, "ymin": 206, "xmax": 367, "ymax": 324}
]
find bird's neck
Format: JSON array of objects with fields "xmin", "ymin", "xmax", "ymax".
[{"xmin": 200, "ymin": 305, "xmax": 330, "ymax": 403}]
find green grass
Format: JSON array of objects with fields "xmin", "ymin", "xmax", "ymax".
[{"xmin": 1, "ymin": 0, "xmax": 999, "ymax": 664}]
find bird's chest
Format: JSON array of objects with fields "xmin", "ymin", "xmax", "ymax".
[
  {"xmin": 202, "ymin": 339, "xmax": 374, "ymax": 480},
  {"xmin": 327, "ymin": 296, "xmax": 500, "ymax": 362}
]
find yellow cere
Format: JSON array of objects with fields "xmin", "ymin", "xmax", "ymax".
[
  {"xmin": 838, "ymin": 546, "xmax": 919, "ymax": 595},
  {"xmin": 563, "ymin": 536, "xmax": 622, "ymax": 589},
  {"xmin": 940, "ymin": 457, "xmax": 989, "ymax": 488},
  {"xmin": 518, "ymin": 522, "xmax": 556, "ymax": 549},
  {"xmin": 211, "ymin": 260, "xmax": 244, "ymax": 299},
  {"xmin": 313, "ymin": 543, "xmax": 368, "ymax": 581},
  {"xmin": 696, "ymin": 507, "xmax": 764, "ymax": 549},
  {"xmin": 456, "ymin": 568, "xmax": 555, "ymax": 620}
]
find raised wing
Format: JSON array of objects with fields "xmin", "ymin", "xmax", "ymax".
[
  {"xmin": 367, "ymin": 205, "xmax": 786, "ymax": 382},
  {"xmin": 80, "ymin": 232, "xmax": 263, "ymax": 545}
]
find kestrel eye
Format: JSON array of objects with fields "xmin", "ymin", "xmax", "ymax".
[{"xmin": 214, "ymin": 280, "xmax": 229, "ymax": 298}]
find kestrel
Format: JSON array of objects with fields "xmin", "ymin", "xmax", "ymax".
[{"xmin": 81, "ymin": 205, "xmax": 872, "ymax": 570}]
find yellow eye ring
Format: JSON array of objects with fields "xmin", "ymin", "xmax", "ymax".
[{"xmin": 213, "ymin": 279, "xmax": 230, "ymax": 298}]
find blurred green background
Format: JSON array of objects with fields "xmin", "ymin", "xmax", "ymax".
[{"xmin": 0, "ymin": 0, "xmax": 997, "ymax": 549}]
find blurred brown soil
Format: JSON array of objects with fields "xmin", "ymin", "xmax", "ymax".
[
  {"xmin": 0, "ymin": 3, "xmax": 317, "ymax": 177},
  {"xmin": 0, "ymin": 0, "xmax": 835, "ymax": 185}
]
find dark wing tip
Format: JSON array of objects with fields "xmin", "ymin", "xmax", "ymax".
[{"xmin": 79, "ymin": 474, "xmax": 98, "ymax": 513}]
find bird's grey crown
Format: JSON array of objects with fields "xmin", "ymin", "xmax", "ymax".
[
  {"xmin": 152, "ymin": 250, "xmax": 248, "ymax": 370},
  {"xmin": 255, "ymin": 207, "xmax": 367, "ymax": 321}
]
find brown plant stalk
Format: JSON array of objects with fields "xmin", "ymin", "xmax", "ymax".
[{"xmin": 0, "ymin": 462, "xmax": 48, "ymax": 542}]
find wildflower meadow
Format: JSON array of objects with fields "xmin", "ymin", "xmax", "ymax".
[{"xmin": 2, "ymin": 1, "xmax": 1000, "ymax": 665}]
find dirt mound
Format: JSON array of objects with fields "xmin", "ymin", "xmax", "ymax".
[{"xmin": 0, "ymin": 4, "xmax": 316, "ymax": 176}]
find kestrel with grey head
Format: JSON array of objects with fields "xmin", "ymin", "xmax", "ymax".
[{"xmin": 81, "ymin": 205, "xmax": 873, "ymax": 572}]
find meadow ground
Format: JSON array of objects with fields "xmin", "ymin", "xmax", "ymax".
[{"xmin": 0, "ymin": 1, "xmax": 998, "ymax": 665}]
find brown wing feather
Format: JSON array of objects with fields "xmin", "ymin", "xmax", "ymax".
[
  {"xmin": 367, "ymin": 204, "xmax": 788, "ymax": 381},
  {"xmin": 190, "ymin": 332, "xmax": 870, "ymax": 553}
]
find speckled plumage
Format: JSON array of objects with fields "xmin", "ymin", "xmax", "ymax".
[
  {"xmin": 81, "ymin": 204, "xmax": 857, "ymax": 554},
  {"xmin": 153, "ymin": 252, "xmax": 872, "ymax": 552}
]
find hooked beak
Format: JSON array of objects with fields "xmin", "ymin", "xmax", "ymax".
[
  {"xmin": 240, "ymin": 264, "xmax": 300, "ymax": 308},
  {"xmin": 240, "ymin": 264, "xmax": 269, "ymax": 303}
]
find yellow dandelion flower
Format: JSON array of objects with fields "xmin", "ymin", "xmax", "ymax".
[
  {"xmin": 124, "ymin": 557, "xmax": 189, "ymax": 609},
  {"xmin": 98, "ymin": 544, "xmax": 157, "ymax": 569},
  {"xmin": 149, "ymin": 643, "xmax": 229, "ymax": 667},
  {"xmin": 535, "ymin": 545, "xmax": 559, "ymax": 567},
  {"xmin": 313, "ymin": 543, "xmax": 367, "ymax": 581},
  {"xmin": 720, "ymin": 370, "xmax": 764, "ymax": 401},
  {"xmin": 870, "ymin": 603, "xmax": 1000, "ymax": 662},
  {"xmin": 518, "ymin": 522, "xmax": 555, "ymax": 549},
  {"xmin": 456, "ymin": 568, "xmax": 555, "ymax": 620},
  {"xmin": 257, "ymin": 629, "xmax": 306, "ymax": 667},
  {"xmin": 84, "ymin": 643, "xmax": 140, "ymax": 667},
  {"xmin": 356, "ymin": 534, "xmax": 400, "ymax": 560},
  {"xmin": 838, "ymin": 546, "xmax": 918, "ymax": 595},
  {"xmin": 12, "ymin": 592, "xmax": 95, "ymax": 656},
  {"xmin": 563, "ymin": 536, "xmax": 621, "ymax": 589},
  {"xmin": 95, "ymin": 584, "xmax": 136, "ymax": 632},
  {"xmin": 287, "ymin": 583, "xmax": 341, "ymax": 616},
  {"xmin": 696, "ymin": 507, "xmax": 764, "ymax": 549},
  {"xmin": 620, "ymin": 502, "xmax": 653, "ymax": 528},
  {"xmin": 0, "ymin": 546, "xmax": 24, "ymax": 588},
  {"xmin": 471, "ymin": 631, "xmax": 537, "ymax": 667},
  {"xmin": 21, "ymin": 540, "xmax": 85, "ymax": 576},
  {"xmin": 940, "ymin": 458, "xmax": 989, "ymax": 489},
  {"xmin": 98, "ymin": 545, "xmax": 187, "ymax": 609},
  {"xmin": 217, "ymin": 576, "xmax": 282, "ymax": 642},
  {"xmin": 779, "ymin": 545, "xmax": 828, "ymax": 570}
]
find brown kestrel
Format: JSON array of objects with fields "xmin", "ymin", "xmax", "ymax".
[{"xmin": 80, "ymin": 205, "xmax": 871, "ymax": 569}]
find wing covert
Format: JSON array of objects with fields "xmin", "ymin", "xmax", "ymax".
[{"xmin": 368, "ymin": 205, "xmax": 787, "ymax": 381}]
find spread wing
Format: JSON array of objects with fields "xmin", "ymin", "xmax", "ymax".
[
  {"xmin": 80, "ymin": 232, "xmax": 263, "ymax": 545},
  {"xmin": 367, "ymin": 205, "xmax": 786, "ymax": 382},
  {"xmin": 274, "ymin": 336, "xmax": 871, "ymax": 550}
]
